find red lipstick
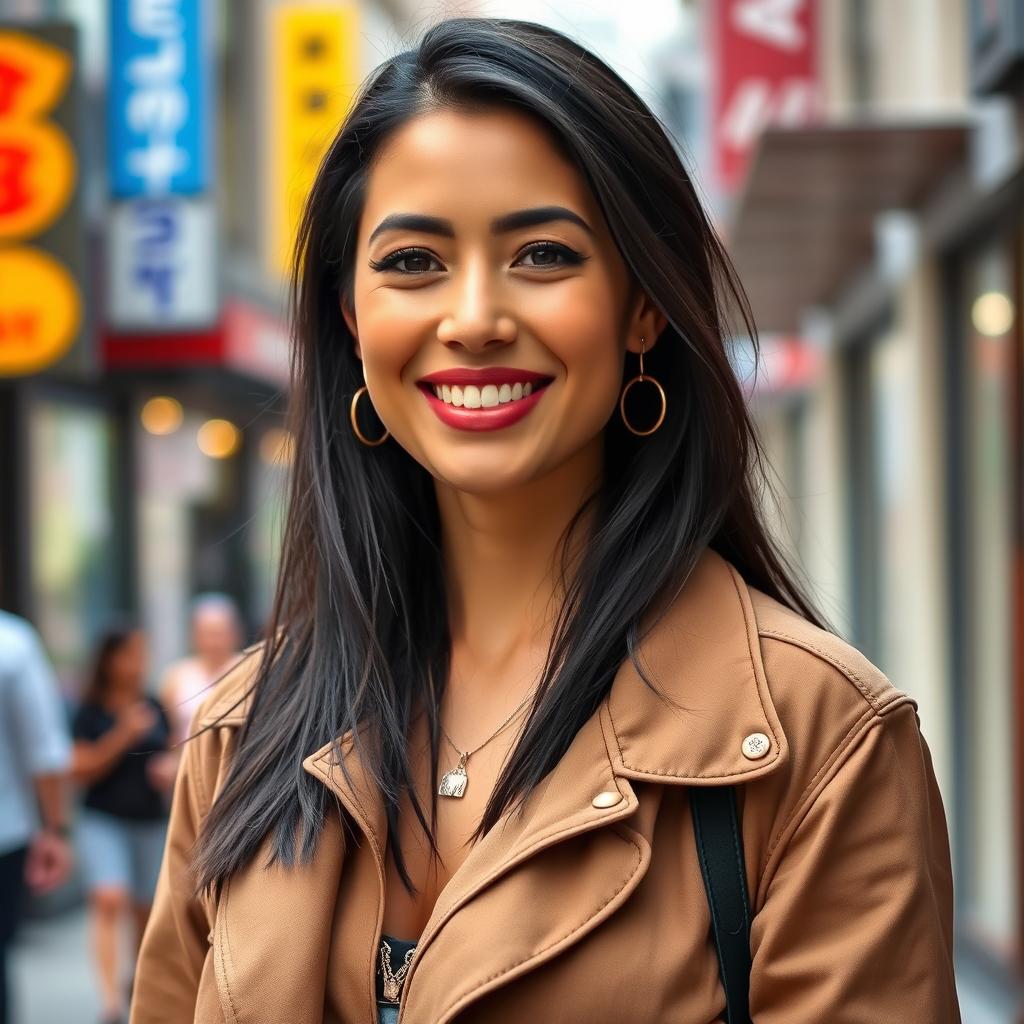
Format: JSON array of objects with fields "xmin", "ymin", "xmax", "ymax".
[
  {"xmin": 418, "ymin": 366, "xmax": 550, "ymax": 387},
  {"xmin": 416, "ymin": 366, "xmax": 554, "ymax": 432}
]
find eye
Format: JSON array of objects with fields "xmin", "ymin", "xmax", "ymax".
[
  {"xmin": 513, "ymin": 242, "xmax": 587, "ymax": 269},
  {"xmin": 369, "ymin": 247, "xmax": 443, "ymax": 274}
]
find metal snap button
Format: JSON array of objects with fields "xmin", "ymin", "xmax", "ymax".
[
  {"xmin": 741, "ymin": 732, "xmax": 771, "ymax": 760},
  {"xmin": 592, "ymin": 790, "xmax": 623, "ymax": 808}
]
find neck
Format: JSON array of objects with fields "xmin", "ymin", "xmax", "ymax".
[{"xmin": 436, "ymin": 439, "xmax": 602, "ymax": 682}]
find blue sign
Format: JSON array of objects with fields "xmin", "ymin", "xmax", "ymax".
[
  {"xmin": 107, "ymin": 0, "xmax": 210, "ymax": 197},
  {"xmin": 108, "ymin": 197, "xmax": 218, "ymax": 328}
]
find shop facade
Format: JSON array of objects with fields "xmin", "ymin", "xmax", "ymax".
[{"xmin": 729, "ymin": 0, "xmax": 1024, "ymax": 1013}]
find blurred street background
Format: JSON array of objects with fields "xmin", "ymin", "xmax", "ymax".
[{"xmin": 0, "ymin": 0, "xmax": 1022, "ymax": 1021}]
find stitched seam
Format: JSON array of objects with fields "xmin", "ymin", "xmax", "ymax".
[
  {"xmin": 727, "ymin": 563, "xmax": 781, "ymax": 754},
  {"xmin": 607, "ymin": 699, "xmax": 780, "ymax": 780},
  {"xmin": 757, "ymin": 628, "xmax": 889, "ymax": 712},
  {"xmin": 215, "ymin": 879, "xmax": 240, "ymax": 1024},
  {"xmin": 425, "ymin": 784, "xmax": 631, "ymax": 942},
  {"xmin": 763, "ymin": 705, "xmax": 879, "ymax": 863},
  {"xmin": 437, "ymin": 832, "xmax": 644, "ymax": 1019},
  {"xmin": 314, "ymin": 751, "xmax": 381, "ymax": 1002},
  {"xmin": 192, "ymin": 731, "xmax": 210, "ymax": 818}
]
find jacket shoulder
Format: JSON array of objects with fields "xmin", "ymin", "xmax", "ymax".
[{"xmin": 746, "ymin": 585, "xmax": 911, "ymax": 719}]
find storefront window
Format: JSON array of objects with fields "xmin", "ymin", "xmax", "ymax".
[
  {"xmin": 844, "ymin": 314, "xmax": 914, "ymax": 681},
  {"xmin": 956, "ymin": 238, "xmax": 1019, "ymax": 949},
  {"xmin": 28, "ymin": 396, "xmax": 119, "ymax": 693}
]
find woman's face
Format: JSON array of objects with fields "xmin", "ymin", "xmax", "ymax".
[
  {"xmin": 108, "ymin": 631, "xmax": 147, "ymax": 691},
  {"xmin": 343, "ymin": 106, "xmax": 665, "ymax": 494}
]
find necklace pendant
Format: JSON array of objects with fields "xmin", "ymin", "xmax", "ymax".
[
  {"xmin": 383, "ymin": 977, "xmax": 402, "ymax": 1002},
  {"xmin": 438, "ymin": 756, "xmax": 468, "ymax": 798}
]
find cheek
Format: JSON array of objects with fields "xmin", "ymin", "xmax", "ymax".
[
  {"xmin": 534, "ymin": 280, "xmax": 626, "ymax": 408},
  {"xmin": 352, "ymin": 286, "xmax": 423, "ymax": 392}
]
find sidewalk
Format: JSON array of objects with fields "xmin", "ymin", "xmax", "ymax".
[{"xmin": 10, "ymin": 906, "xmax": 100, "ymax": 1024}]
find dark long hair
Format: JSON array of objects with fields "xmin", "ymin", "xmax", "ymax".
[{"xmin": 193, "ymin": 17, "xmax": 824, "ymax": 896}]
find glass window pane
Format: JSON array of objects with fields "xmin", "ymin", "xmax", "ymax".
[{"xmin": 962, "ymin": 240, "xmax": 1017, "ymax": 946}]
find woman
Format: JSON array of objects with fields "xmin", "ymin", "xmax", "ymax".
[
  {"xmin": 71, "ymin": 625, "xmax": 171, "ymax": 1024},
  {"xmin": 132, "ymin": 18, "xmax": 959, "ymax": 1024},
  {"xmin": 158, "ymin": 593, "xmax": 245, "ymax": 746}
]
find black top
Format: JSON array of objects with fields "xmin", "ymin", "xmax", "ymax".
[{"xmin": 71, "ymin": 696, "xmax": 171, "ymax": 821}]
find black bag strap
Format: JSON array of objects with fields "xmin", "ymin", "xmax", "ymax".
[{"xmin": 689, "ymin": 785, "xmax": 753, "ymax": 1024}]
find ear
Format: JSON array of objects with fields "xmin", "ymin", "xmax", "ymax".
[
  {"xmin": 624, "ymin": 289, "xmax": 668, "ymax": 355},
  {"xmin": 340, "ymin": 293, "xmax": 362, "ymax": 360}
]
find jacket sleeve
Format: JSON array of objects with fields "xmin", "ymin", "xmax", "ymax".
[
  {"xmin": 749, "ymin": 700, "xmax": 960, "ymax": 1022},
  {"xmin": 130, "ymin": 726, "xmax": 222, "ymax": 1023}
]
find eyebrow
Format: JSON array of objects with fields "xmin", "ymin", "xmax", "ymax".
[{"xmin": 367, "ymin": 205, "xmax": 594, "ymax": 245}]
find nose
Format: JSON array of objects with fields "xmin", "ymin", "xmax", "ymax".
[{"xmin": 436, "ymin": 261, "xmax": 517, "ymax": 353}]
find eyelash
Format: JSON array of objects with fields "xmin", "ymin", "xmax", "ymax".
[{"xmin": 368, "ymin": 241, "xmax": 588, "ymax": 274}]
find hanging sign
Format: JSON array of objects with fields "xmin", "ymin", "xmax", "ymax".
[
  {"xmin": 107, "ymin": 0, "xmax": 210, "ymax": 197},
  {"xmin": 0, "ymin": 24, "xmax": 84, "ymax": 377},
  {"xmin": 710, "ymin": 0, "xmax": 823, "ymax": 196}
]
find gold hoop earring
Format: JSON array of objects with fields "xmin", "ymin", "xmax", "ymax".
[
  {"xmin": 349, "ymin": 385, "xmax": 390, "ymax": 447},
  {"xmin": 619, "ymin": 337, "xmax": 666, "ymax": 436}
]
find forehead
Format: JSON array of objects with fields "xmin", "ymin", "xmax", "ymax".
[{"xmin": 361, "ymin": 107, "xmax": 603, "ymax": 231}]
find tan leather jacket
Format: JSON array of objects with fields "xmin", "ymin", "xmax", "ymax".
[{"xmin": 131, "ymin": 549, "xmax": 960, "ymax": 1022}]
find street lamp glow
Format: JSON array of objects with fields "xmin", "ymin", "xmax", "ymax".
[
  {"xmin": 140, "ymin": 396, "xmax": 184, "ymax": 435},
  {"xmin": 197, "ymin": 418, "xmax": 241, "ymax": 458},
  {"xmin": 971, "ymin": 291, "xmax": 1014, "ymax": 337}
]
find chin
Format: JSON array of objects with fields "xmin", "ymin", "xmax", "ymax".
[{"xmin": 426, "ymin": 450, "xmax": 545, "ymax": 496}]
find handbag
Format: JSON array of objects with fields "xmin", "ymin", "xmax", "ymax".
[{"xmin": 690, "ymin": 786, "xmax": 753, "ymax": 1024}]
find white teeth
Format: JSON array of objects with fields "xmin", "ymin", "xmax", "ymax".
[{"xmin": 433, "ymin": 380, "xmax": 545, "ymax": 406}]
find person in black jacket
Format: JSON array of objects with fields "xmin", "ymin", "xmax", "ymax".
[{"xmin": 71, "ymin": 624, "xmax": 172, "ymax": 1024}]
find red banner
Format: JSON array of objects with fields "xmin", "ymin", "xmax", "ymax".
[{"xmin": 711, "ymin": 0, "xmax": 823, "ymax": 195}]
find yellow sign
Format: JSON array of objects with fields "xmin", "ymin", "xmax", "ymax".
[
  {"xmin": 266, "ymin": 4, "xmax": 359, "ymax": 277},
  {"xmin": 0, "ymin": 247, "xmax": 81, "ymax": 375},
  {"xmin": 0, "ymin": 27, "xmax": 81, "ymax": 375},
  {"xmin": 0, "ymin": 32, "xmax": 72, "ymax": 118}
]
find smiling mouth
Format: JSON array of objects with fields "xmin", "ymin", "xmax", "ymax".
[{"xmin": 415, "ymin": 368, "xmax": 555, "ymax": 431}]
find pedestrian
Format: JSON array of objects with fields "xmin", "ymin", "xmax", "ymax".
[
  {"xmin": 0, "ymin": 610, "xmax": 74, "ymax": 1024},
  {"xmin": 71, "ymin": 623, "xmax": 171, "ymax": 1024},
  {"xmin": 131, "ymin": 17, "xmax": 960, "ymax": 1023},
  {"xmin": 157, "ymin": 594, "xmax": 244, "ymax": 748}
]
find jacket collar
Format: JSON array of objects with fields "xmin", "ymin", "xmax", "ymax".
[
  {"xmin": 199, "ymin": 546, "xmax": 789, "ymax": 787},
  {"xmin": 605, "ymin": 545, "xmax": 788, "ymax": 784}
]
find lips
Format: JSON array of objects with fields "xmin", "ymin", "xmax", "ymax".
[{"xmin": 415, "ymin": 366, "xmax": 554, "ymax": 432}]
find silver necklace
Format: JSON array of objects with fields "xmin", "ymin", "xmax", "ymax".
[{"xmin": 437, "ymin": 684, "xmax": 536, "ymax": 799}]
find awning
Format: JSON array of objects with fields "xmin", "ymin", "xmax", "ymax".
[{"xmin": 727, "ymin": 119, "xmax": 970, "ymax": 333}]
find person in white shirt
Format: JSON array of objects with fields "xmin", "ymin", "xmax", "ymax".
[{"xmin": 0, "ymin": 610, "xmax": 74, "ymax": 1024}]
